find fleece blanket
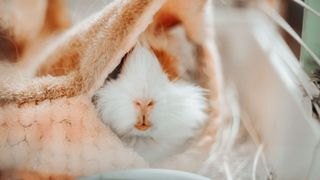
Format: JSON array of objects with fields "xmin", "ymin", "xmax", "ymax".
[{"xmin": 0, "ymin": 0, "xmax": 223, "ymax": 179}]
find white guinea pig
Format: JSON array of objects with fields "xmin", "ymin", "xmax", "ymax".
[{"xmin": 95, "ymin": 43, "xmax": 208, "ymax": 163}]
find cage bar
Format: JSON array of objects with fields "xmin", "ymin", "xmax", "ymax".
[{"xmin": 300, "ymin": 0, "xmax": 320, "ymax": 75}]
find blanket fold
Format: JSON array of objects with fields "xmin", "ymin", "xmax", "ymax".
[{"xmin": 0, "ymin": 0, "xmax": 223, "ymax": 179}]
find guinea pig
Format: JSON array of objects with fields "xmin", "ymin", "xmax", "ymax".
[{"xmin": 95, "ymin": 43, "xmax": 207, "ymax": 163}]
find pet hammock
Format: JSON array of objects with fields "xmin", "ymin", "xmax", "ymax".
[{"xmin": 0, "ymin": 0, "xmax": 223, "ymax": 179}]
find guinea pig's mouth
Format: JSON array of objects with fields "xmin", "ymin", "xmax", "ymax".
[{"xmin": 125, "ymin": 127, "xmax": 155, "ymax": 139}]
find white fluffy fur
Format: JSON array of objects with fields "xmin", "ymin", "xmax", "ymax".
[{"xmin": 95, "ymin": 44, "xmax": 208, "ymax": 162}]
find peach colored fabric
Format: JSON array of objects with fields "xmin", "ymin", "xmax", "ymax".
[{"xmin": 0, "ymin": 0, "xmax": 223, "ymax": 178}]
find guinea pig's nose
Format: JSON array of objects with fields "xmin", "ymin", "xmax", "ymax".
[
  {"xmin": 134, "ymin": 100, "xmax": 154, "ymax": 131},
  {"xmin": 134, "ymin": 99, "xmax": 155, "ymax": 109}
]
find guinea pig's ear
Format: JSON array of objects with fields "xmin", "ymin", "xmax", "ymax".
[{"xmin": 153, "ymin": 0, "xmax": 213, "ymax": 45}]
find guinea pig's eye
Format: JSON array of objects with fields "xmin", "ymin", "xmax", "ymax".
[{"xmin": 105, "ymin": 49, "xmax": 131, "ymax": 82}]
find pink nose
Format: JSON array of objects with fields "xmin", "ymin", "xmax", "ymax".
[{"xmin": 134, "ymin": 100, "xmax": 155, "ymax": 131}]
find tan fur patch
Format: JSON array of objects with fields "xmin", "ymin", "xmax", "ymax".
[
  {"xmin": 151, "ymin": 47, "xmax": 179, "ymax": 80},
  {"xmin": 154, "ymin": 11, "xmax": 180, "ymax": 30}
]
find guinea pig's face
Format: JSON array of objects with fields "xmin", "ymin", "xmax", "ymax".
[{"xmin": 95, "ymin": 45, "xmax": 207, "ymax": 142}]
